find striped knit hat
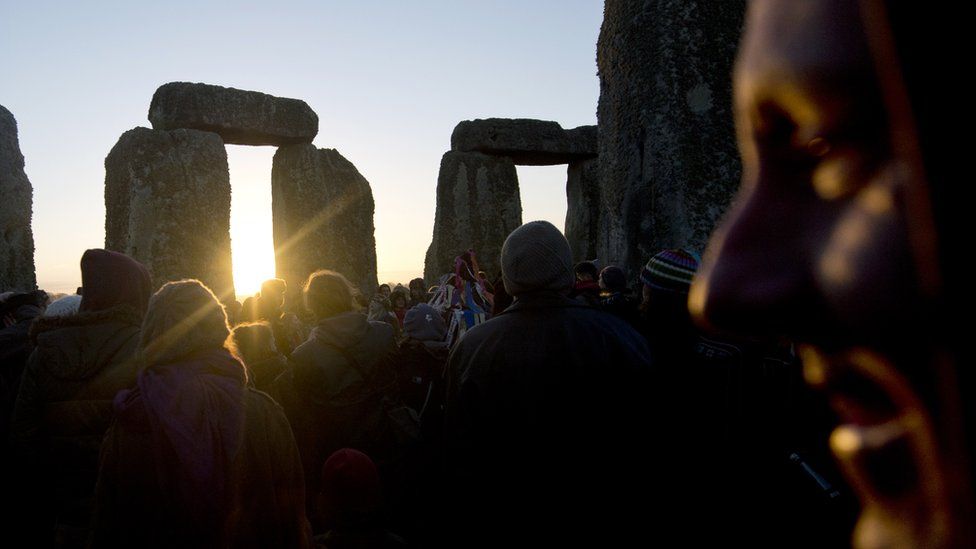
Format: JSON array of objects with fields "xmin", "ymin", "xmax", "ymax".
[{"xmin": 640, "ymin": 249, "xmax": 700, "ymax": 292}]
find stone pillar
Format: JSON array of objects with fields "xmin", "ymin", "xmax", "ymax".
[
  {"xmin": 105, "ymin": 127, "xmax": 235, "ymax": 301},
  {"xmin": 597, "ymin": 0, "xmax": 745, "ymax": 275},
  {"xmin": 424, "ymin": 151, "xmax": 521, "ymax": 282},
  {"xmin": 271, "ymin": 144, "xmax": 377, "ymax": 305},
  {"xmin": 0, "ymin": 105, "xmax": 36, "ymax": 292},
  {"xmin": 565, "ymin": 157, "xmax": 600, "ymax": 262}
]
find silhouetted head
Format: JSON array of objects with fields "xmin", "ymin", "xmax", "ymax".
[
  {"xmin": 318, "ymin": 448, "xmax": 382, "ymax": 528},
  {"xmin": 500, "ymin": 221, "xmax": 574, "ymax": 296},
  {"xmin": 140, "ymin": 279, "xmax": 231, "ymax": 366},
  {"xmin": 574, "ymin": 261, "xmax": 599, "ymax": 282},
  {"xmin": 230, "ymin": 321, "xmax": 277, "ymax": 366},
  {"xmin": 690, "ymin": 1, "xmax": 974, "ymax": 546},
  {"xmin": 598, "ymin": 266, "xmax": 627, "ymax": 294},
  {"xmin": 304, "ymin": 270, "xmax": 359, "ymax": 321},
  {"xmin": 78, "ymin": 249, "xmax": 151, "ymax": 314}
]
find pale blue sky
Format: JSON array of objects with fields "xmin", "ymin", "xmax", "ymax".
[{"xmin": 1, "ymin": 0, "xmax": 602, "ymax": 296}]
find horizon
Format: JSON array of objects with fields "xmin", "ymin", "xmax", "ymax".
[{"xmin": 1, "ymin": 0, "xmax": 601, "ymax": 299}]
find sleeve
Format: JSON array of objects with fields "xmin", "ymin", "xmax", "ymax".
[{"xmin": 9, "ymin": 346, "xmax": 48, "ymax": 463}]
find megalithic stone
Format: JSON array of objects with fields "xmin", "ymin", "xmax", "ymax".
[
  {"xmin": 105, "ymin": 127, "xmax": 235, "ymax": 301},
  {"xmin": 424, "ymin": 151, "xmax": 522, "ymax": 283},
  {"xmin": 271, "ymin": 144, "xmax": 378, "ymax": 305},
  {"xmin": 451, "ymin": 119, "xmax": 597, "ymax": 166},
  {"xmin": 597, "ymin": 0, "xmax": 745, "ymax": 277},
  {"xmin": 149, "ymin": 82, "xmax": 319, "ymax": 147},
  {"xmin": 0, "ymin": 105, "xmax": 37, "ymax": 292},
  {"xmin": 565, "ymin": 157, "xmax": 600, "ymax": 263}
]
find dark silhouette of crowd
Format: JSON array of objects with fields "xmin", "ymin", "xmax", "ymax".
[{"xmin": 2, "ymin": 1, "xmax": 968, "ymax": 547}]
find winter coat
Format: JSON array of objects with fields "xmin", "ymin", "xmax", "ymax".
[
  {"xmin": 90, "ymin": 349, "xmax": 310, "ymax": 548},
  {"xmin": 277, "ymin": 312, "xmax": 397, "ymax": 492},
  {"xmin": 0, "ymin": 298, "xmax": 45, "ymax": 465},
  {"xmin": 443, "ymin": 291, "xmax": 655, "ymax": 547},
  {"xmin": 9, "ymin": 304, "xmax": 143, "ymax": 539}
]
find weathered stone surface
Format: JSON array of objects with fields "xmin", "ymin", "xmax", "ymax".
[
  {"xmin": 597, "ymin": 0, "xmax": 745, "ymax": 276},
  {"xmin": 271, "ymin": 145, "xmax": 377, "ymax": 305},
  {"xmin": 149, "ymin": 82, "xmax": 318, "ymax": 147},
  {"xmin": 424, "ymin": 151, "xmax": 521, "ymax": 282},
  {"xmin": 0, "ymin": 105, "xmax": 36, "ymax": 292},
  {"xmin": 105, "ymin": 127, "xmax": 235, "ymax": 301},
  {"xmin": 451, "ymin": 118, "xmax": 597, "ymax": 165},
  {"xmin": 565, "ymin": 157, "xmax": 600, "ymax": 262}
]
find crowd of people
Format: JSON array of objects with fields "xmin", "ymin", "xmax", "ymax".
[
  {"xmin": 0, "ymin": 221, "xmax": 851, "ymax": 547},
  {"xmin": 1, "ymin": 1, "xmax": 970, "ymax": 547}
]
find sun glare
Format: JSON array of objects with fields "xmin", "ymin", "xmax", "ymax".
[{"xmin": 228, "ymin": 146, "xmax": 277, "ymax": 300}]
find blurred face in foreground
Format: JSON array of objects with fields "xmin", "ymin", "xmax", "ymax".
[{"xmin": 690, "ymin": 1, "xmax": 971, "ymax": 547}]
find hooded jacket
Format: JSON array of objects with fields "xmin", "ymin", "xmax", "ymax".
[
  {"xmin": 276, "ymin": 312, "xmax": 396, "ymax": 498},
  {"xmin": 90, "ymin": 349, "xmax": 311, "ymax": 549},
  {"xmin": 443, "ymin": 291, "xmax": 655, "ymax": 547},
  {"xmin": 8, "ymin": 249, "xmax": 150, "ymax": 541}
]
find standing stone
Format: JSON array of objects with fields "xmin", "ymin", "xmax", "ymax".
[
  {"xmin": 105, "ymin": 127, "xmax": 235, "ymax": 301},
  {"xmin": 565, "ymin": 157, "xmax": 600, "ymax": 262},
  {"xmin": 0, "ymin": 105, "xmax": 36, "ymax": 292},
  {"xmin": 451, "ymin": 119, "xmax": 597, "ymax": 165},
  {"xmin": 597, "ymin": 0, "xmax": 745, "ymax": 276},
  {"xmin": 149, "ymin": 82, "xmax": 318, "ymax": 147},
  {"xmin": 424, "ymin": 151, "xmax": 521, "ymax": 282},
  {"xmin": 271, "ymin": 145, "xmax": 377, "ymax": 305}
]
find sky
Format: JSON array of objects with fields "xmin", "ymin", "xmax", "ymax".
[{"xmin": 1, "ymin": 0, "xmax": 602, "ymax": 297}]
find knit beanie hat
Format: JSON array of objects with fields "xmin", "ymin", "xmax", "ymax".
[
  {"xmin": 640, "ymin": 249, "xmax": 700, "ymax": 293},
  {"xmin": 500, "ymin": 221, "xmax": 574, "ymax": 296},
  {"xmin": 404, "ymin": 303, "xmax": 446, "ymax": 342},
  {"xmin": 320, "ymin": 448, "xmax": 382, "ymax": 516}
]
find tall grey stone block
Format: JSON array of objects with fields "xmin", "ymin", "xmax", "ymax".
[
  {"xmin": 0, "ymin": 105, "xmax": 36, "ymax": 292},
  {"xmin": 424, "ymin": 151, "xmax": 522, "ymax": 282},
  {"xmin": 271, "ymin": 145, "xmax": 377, "ymax": 304},
  {"xmin": 565, "ymin": 157, "xmax": 600, "ymax": 262},
  {"xmin": 105, "ymin": 127, "xmax": 235, "ymax": 301},
  {"xmin": 597, "ymin": 0, "xmax": 745, "ymax": 276}
]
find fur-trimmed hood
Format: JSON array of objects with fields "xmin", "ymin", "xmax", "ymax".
[
  {"xmin": 29, "ymin": 304, "xmax": 143, "ymax": 344},
  {"xmin": 28, "ymin": 304, "xmax": 144, "ymax": 381}
]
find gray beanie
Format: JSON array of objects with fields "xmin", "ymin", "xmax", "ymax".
[{"xmin": 501, "ymin": 221, "xmax": 574, "ymax": 296}]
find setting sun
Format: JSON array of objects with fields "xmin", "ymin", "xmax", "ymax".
[{"xmin": 228, "ymin": 146, "xmax": 277, "ymax": 300}]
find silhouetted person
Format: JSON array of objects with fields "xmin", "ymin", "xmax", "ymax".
[
  {"xmin": 568, "ymin": 260, "xmax": 600, "ymax": 306},
  {"xmin": 91, "ymin": 279, "xmax": 309, "ymax": 548},
  {"xmin": 0, "ymin": 290, "xmax": 46, "ymax": 471},
  {"xmin": 257, "ymin": 278, "xmax": 303, "ymax": 357},
  {"xmin": 231, "ymin": 321, "xmax": 288, "ymax": 392},
  {"xmin": 443, "ymin": 221, "xmax": 653, "ymax": 547},
  {"xmin": 10, "ymin": 250, "xmax": 150, "ymax": 547},
  {"xmin": 598, "ymin": 265, "xmax": 640, "ymax": 327},
  {"xmin": 313, "ymin": 449, "xmax": 406, "ymax": 549},
  {"xmin": 407, "ymin": 278, "xmax": 427, "ymax": 308},
  {"xmin": 276, "ymin": 270, "xmax": 399, "ymax": 513}
]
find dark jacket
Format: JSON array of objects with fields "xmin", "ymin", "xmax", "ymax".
[
  {"xmin": 0, "ymin": 293, "xmax": 46, "ymax": 466},
  {"xmin": 9, "ymin": 305, "xmax": 143, "ymax": 537},
  {"xmin": 278, "ymin": 312, "xmax": 397, "ymax": 492},
  {"xmin": 90, "ymin": 349, "xmax": 310, "ymax": 548},
  {"xmin": 443, "ymin": 291, "xmax": 654, "ymax": 547}
]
